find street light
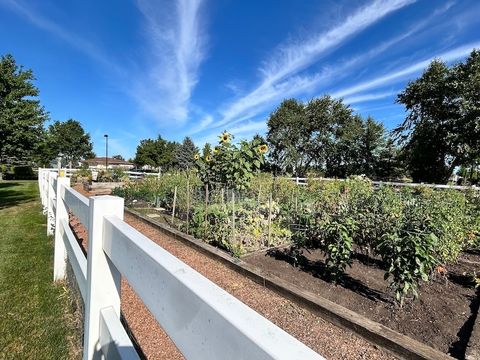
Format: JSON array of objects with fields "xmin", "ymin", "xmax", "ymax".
[{"xmin": 104, "ymin": 134, "xmax": 109, "ymax": 169}]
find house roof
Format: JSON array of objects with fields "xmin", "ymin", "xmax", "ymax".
[{"xmin": 85, "ymin": 157, "xmax": 134, "ymax": 166}]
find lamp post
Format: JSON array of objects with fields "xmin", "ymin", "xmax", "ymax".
[{"xmin": 104, "ymin": 134, "xmax": 109, "ymax": 169}]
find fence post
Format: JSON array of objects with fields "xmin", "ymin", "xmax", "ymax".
[
  {"xmin": 83, "ymin": 195, "xmax": 124, "ymax": 360},
  {"xmin": 47, "ymin": 172, "xmax": 57, "ymax": 235},
  {"xmin": 53, "ymin": 176, "xmax": 70, "ymax": 281},
  {"xmin": 38, "ymin": 168, "xmax": 43, "ymax": 204}
]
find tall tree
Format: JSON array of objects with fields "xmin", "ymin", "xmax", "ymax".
[
  {"xmin": 266, "ymin": 99, "xmax": 310, "ymax": 175},
  {"xmin": 41, "ymin": 119, "xmax": 95, "ymax": 167},
  {"xmin": 175, "ymin": 136, "xmax": 198, "ymax": 170},
  {"xmin": 395, "ymin": 50, "xmax": 480, "ymax": 183},
  {"xmin": 267, "ymin": 96, "xmax": 401, "ymax": 178},
  {"xmin": 0, "ymin": 54, "xmax": 48, "ymax": 163},
  {"xmin": 134, "ymin": 135, "xmax": 179, "ymax": 169}
]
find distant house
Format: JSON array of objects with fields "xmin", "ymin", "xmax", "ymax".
[{"xmin": 84, "ymin": 157, "xmax": 134, "ymax": 170}]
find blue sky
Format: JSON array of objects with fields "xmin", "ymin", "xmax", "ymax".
[{"xmin": 1, "ymin": 0, "xmax": 479, "ymax": 159}]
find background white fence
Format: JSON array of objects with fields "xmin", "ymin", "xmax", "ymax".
[
  {"xmin": 38, "ymin": 168, "xmax": 323, "ymax": 360},
  {"xmin": 288, "ymin": 176, "xmax": 479, "ymax": 190},
  {"xmin": 44, "ymin": 167, "xmax": 478, "ymax": 190}
]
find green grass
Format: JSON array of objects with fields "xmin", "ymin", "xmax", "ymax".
[{"xmin": 0, "ymin": 181, "xmax": 78, "ymax": 359}]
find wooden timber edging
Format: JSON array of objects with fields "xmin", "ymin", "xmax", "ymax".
[
  {"xmin": 126, "ymin": 208, "xmax": 454, "ymax": 360},
  {"xmin": 465, "ymin": 288, "xmax": 480, "ymax": 360}
]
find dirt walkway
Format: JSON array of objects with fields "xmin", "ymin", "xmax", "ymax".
[{"xmin": 71, "ymin": 185, "xmax": 393, "ymax": 359}]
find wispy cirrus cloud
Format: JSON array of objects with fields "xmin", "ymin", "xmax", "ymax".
[
  {"xmin": 133, "ymin": 0, "xmax": 206, "ymax": 124},
  {"xmin": 1, "ymin": 0, "xmax": 207, "ymax": 126},
  {"xmin": 199, "ymin": 0, "xmax": 416, "ymax": 133},
  {"xmin": 332, "ymin": 42, "xmax": 480, "ymax": 99},
  {"xmin": 342, "ymin": 90, "xmax": 398, "ymax": 105}
]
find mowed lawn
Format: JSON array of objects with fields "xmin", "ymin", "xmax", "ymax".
[{"xmin": 0, "ymin": 181, "xmax": 78, "ymax": 359}]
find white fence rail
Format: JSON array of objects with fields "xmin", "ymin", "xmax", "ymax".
[
  {"xmin": 38, "ymin": 168, "xmax": 323, "ymax": 360},
  {"xmin": 288, "ymin": 176, "xmax": 479, "ymax": 191}
]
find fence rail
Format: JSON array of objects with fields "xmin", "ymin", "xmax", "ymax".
[
  {"xmin": 288, "ymin": 176, "xmax": 479, "ymax": 190},
  {"xmin": 38, "ymin": 168, "xmax": 323, "ymax": 360}
]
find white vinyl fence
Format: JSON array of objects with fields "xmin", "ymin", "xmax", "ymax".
[
  {"xmin": 38, "ymin": 168, "xmax": 323, "ymax": 360},
  {"xmin": 288, "ymin": 176, "xmax": 479, "ymax": 190}
]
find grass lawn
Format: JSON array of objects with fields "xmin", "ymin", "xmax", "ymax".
[{"xmin": 0, "ymin": 181, "xmax": 79, "ymax": 359}]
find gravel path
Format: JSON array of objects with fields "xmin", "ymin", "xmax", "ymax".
[
  {"xmin": 70, "ymin": 185, "xmax": 394, "ymax": 359},
  {"xmin": 121, "ymin": 213, "xmax": 394, "ymax": 360}
]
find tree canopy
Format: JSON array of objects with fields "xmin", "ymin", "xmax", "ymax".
[
  {"xmin": 40, "ymin": 119, "xmax": 95, "ymax": 167},
  {"xmin": 134, "ymin": 136, "xmax": 179, "ymax": 169},
  {"xmin": 395, "ymin": 50, "xmax": 480, "ymax": 183},
  {"xmin": 175, "ymin": 136, "xmax": 198, "ymax": 170},
  {"xmin": 267, "ymin": 96, "xmax": 399, "ymax": 178},
  {"xmin": 0, "ymin": 54, "xmax": 48, "ymax": 163}
]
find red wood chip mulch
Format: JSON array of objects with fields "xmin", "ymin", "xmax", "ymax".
[{"xmin": 70, "ymin": 185, "xmax": 393, "ymax": 359}]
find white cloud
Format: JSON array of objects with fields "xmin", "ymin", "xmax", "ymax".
[
  {"xmin": 134, "ymin": 0, "xmax": 206, "ymax": 124},
  {"xmin": 342, "ymin": 90, "xmax": 398, "ymax": 105},
  {"xmin": 332, "ymin": 42, "xmax": 480, "ymax": 98},
  {"xmin": 195, "ymin": 0, "xmax": 416, "ymax": 133},
  {"xmin": 259, "ymin": 0, "xmax": 416, "ymax": 86}
]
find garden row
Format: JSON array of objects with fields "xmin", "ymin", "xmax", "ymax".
[{"xmin": 112, "ymin": 172, "xmax": 480, "ymax": 305}]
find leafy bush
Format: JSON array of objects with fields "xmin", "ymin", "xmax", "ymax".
[
  {"xmin": 379, "ymin": 232, "xmax": 438, "ymax": 306},
  {"xmin": 323, "ymin": 218, "xmax": 356, "ymax": 281},
  {"xmin": 195, "ymin": 132, "xmax": 267, "ymax": 190},
  {"xmin": 2, "ymin": 166, "xmax": 36, "ymax": 180}
]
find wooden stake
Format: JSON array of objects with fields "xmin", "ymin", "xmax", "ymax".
[
  {"xmin": 232, "ymin": 190, "xmax": 235, "ymax": 240},
  {"xmin": 171, "ymin": 186, "xmax": 177, "ymax": 225},
  {"xmin": 268, "ymin": 192, "xmax": 272, "ymax": 246},
  {"xmin": 186, "ymin": 178, "xmax": 190, "ymax": 235},
  {"xmin": 204, "ymin": 184, "xmax": 209, "ymax": 237}
]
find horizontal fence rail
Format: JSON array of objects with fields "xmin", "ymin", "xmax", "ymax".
[
  {"xmin": 37, "ymin": 168, "xmax": 324, "ymax": 360},
  {"xmin": 288, "ymin": 176, "xmax": 479, "ymax": 190}
]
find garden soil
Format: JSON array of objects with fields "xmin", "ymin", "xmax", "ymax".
[{"xmin": 245, "ymin": 247, "xmax": 480, "ymax": 359}]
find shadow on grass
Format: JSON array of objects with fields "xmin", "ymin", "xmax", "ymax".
[
  {"xmin": 0, "ymin": 182, "xmax": 36, "ymax": 209},
  {"xmin": 266, "ymin": 247, "xmax": 391, "ymax": 304}
]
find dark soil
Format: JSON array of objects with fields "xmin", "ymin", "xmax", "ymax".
[{"xmin": 244, "ymin": 247, "xmax": 480, "ymax": 359}]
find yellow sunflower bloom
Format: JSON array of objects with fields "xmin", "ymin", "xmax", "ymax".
[
  {"xmin": 213, "ymin": 146, "xmax": 220, "ymax": 153},
  {"xmin": 205, "ymin": 155, "xmax": 212, "ymax": 162},
  {"xmin": 194, "ymin": 153, "xmax": 200, "ymax": 160},
  {"xmin": 258, "ymin": 144, "xmax": 268, "ymax": 153},
  {"xmin": 220, "ymin": 132, "xmax": 231, "ymax": 143}
]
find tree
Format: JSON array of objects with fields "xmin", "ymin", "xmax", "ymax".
[
  {"xmin": 175, "ymin": 136, "xmax": 198, "ymax": 170},
  {"xmin": 133, "ymin": 135, "xmax": 179, "ymax": 169},
  {"xmin": 266, "ymin": 99, "xmax": 310, "ymax": 175},
  {"xmin": 267, "ymin": 96, "xmax": 400, "ymax": 178},
  {"xmin": 202, "ymin": 143, "xmax": 212, "ymax": 157},
  {"xmin": 40, "ymin": 119, "xmax": 94, "ymax": 167},
  {"xmin": 0, "ymin": 54, "xmax": 48, "ymax": 163},
  {"xmin": 395, "ymin": 50, "xmax": 480, "ymax": 183}
]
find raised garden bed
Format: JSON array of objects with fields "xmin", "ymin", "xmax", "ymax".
[{"xmin": 244, "ymin": 247, "xmax": 480, "ymax": 359}]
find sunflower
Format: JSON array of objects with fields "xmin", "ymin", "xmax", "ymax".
[
  {"xmin": 205, "ymin": 155, "xmax": 212, "ymax": 162},
  {"xmin": 213, "ymin": 146, "xmax": 220, "ymax": 153},
  {"xmin": 194, "ymin": 153, "xmax": 200, "ymax": 160},
  {"xmin": 220, "ymin": 132, "xmax": 231, "ymax": 143},
  {"xmin": 258, "ymin": 144, "xmax": 268, "ymax": 153}
]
